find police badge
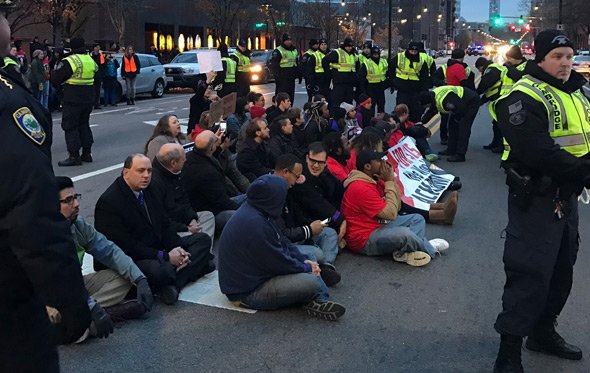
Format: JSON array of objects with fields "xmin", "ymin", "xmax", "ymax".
[{"xmin": 13, "ymin": 107, "xmax": 46, "ymax": 145}]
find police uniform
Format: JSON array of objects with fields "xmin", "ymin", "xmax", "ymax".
[
  {"xmin": 358, "ymin": 47, "xmax": 389, "ymax": 115},
  {"xmin": 230, "ymin": 40, "xmax": 251, "ymax": 97},
  {"xmin": 489, "ymin": 31, "xmax": 590, "ymax": 373},
  {"xmin": 51, "ymin": 37, "xmax": 98, "ymax": 166},
  {"xmin": 300, "ymin": 39, "xmax": 319, "ymax": 102},
  {"xmin": 211, "ymin": 45, "xmax": 237, "ymax": 98},
  {"xmin": 0, "ymin": 65, "xmax": 90, "ymax": 372},
  {"xmin": 270, "ymin": 33, "xmax": 299, "ymax": 101},
  {"xmin": 322, "ymin": 38, "xmax": 358, "ymax": 108}
]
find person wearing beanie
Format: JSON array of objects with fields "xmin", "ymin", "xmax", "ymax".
[
  {"xmin": 270, "ymin": 33, "xmax": 299, "ymax": 101},
  {"xmin": 358, "ymin": 46, "xmax": 389, "ymax": 115},
  {"xmin": 503, "ymin": 45, "xmax": 528, "ymax": 97},
  {"xmin": 358, "ymin": 41, "xmax": 372, "ymax": 66},
  {"xmin": 29, "ymin": 49, "xmax": 46, "ymax": 105},
  {"xmin": 355, "ymin": 93, "xmax": 373, "ymax": 128},
  {"xmin": 310, "ymin": 38, "xmax": 331, "ymax": 99},
  {"xmin": 389, "ymin": 41, "xmax": 431, "ymax": 123},
  {"xmin": 322, "ymin": 37, "xmax": 359, "ymax": 107},
  {"xmin": 51, "ymin": 36, "xmax": 99, "ymax": 166},
  {"xmin": 249, "ymin": 104, "xmax": 266, "ymax": 119},
  {"xmin": 217, "ymin": 174, "xmax": 346, "ymax": 320},
  {"xmin": 209, "ymin": 44, "xmax": 237, "ymax": 98},
  {"xmin": 489, "ymin": 30, "xmax": 590, "ymax": 373},
  {"xmin": 300, "ymin": 38, "xmax": 320, "ymax": 101},
  {"xmin": 230, "ymin": 38, "xmax": 251, "ymax": 97}
]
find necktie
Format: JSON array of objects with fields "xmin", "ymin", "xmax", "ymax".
[{"xmin": 137, "ymin": 191, "xmax": 145, "ymax": 208}]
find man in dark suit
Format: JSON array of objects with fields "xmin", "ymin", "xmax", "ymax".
[{"xmin": 95, "ymin": 154, "xmax": 213, "ymax": 305}]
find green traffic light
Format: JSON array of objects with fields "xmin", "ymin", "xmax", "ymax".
[
  {"xmin": 493, "ymin": 16, "xmax": 503, "ymax": 26},
  {"xmin": 255, "ymin": 23, "xmax": 266, "ymax": 28},
  {"xmin": 518, "ymin": 16, "xmax": 525, "ymax": 25}
]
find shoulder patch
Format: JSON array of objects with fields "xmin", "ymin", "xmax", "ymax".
[
  {"xmin": 13, "ymin": 107, "xmax": 46, "ymax": 145},
  {"xmin": 508, "ymin": 100, "xmax": 523, "ymax": 114},
  {"xmin": 509, "ymin": 110, "xmax": 526, "ymax": 126}
]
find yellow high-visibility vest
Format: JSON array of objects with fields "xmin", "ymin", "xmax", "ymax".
[
  {"xmin": 221, "ymin": 57, "xmax": 236, "ymax": 83},
  {"xmin": 277, "ymin": 46, "xmax": 297, "ymax": 68},
  {"xmin": 364, "ymin": 58, "xmax": 388, "ymax": 83},
  {"xmin": 231, "ymin": 51, "xmax": 251, "ymax": 73},
  {"xmin": 63, "ymin": 54, "xmax": 97, "ymax": 86},
  {"xmin": 395, "ymin": 52, "xmax": 425, "ymax": 81},
  {"xmin": 331, "ymin": 49, "xmax": 357, "ymax": 73},
  {"xmin": 433, "ymin": 86, "xmax": 464, "ymax": 114}
]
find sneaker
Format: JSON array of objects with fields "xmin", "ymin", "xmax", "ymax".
[
  {"xmin": 392, "ymin": 251, "xmax": 431, "ymax": 266},
  {"xmin": 303, "ymin": 300, "xmax": 346, "ymax": 321},
  {"xmin": 425, "ymin": 153, "xmax": 439, "ymax": 162},
  {"xmin": 429, "ymin": 238, "xmax": 449, "ymax": 254},
  {"xmin": 159, "ymin": 285, "xmax": 179, "ymax": 305}
]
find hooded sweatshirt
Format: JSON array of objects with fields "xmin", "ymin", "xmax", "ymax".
[
  {"xmin": 218, "ymin": 175, "xmax": 311, "ymax": 300},
  {"xmin": 341, "ymin": 170, "xmax": 401, "ymax": 252}
]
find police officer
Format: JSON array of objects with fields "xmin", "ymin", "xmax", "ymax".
[
  {"xmin": 358, "ymin": 46, "xmax": 389, "ymax": 115},
  {"xmin": 210, "ymin": 43, "xmax": 236, "ymax": 98},
  {"xmin": 476, "ymin": 56, "xmax": 509, "ymax": 153},
  {"xmin": 323, "ymin": 37, "xmax": 358, "ymax": 108},
  {"xmin": 312, "ymin": 38, "xmax": 331, "ymax": 99},
  {"xmin": 419, "ymin": 85, "xmax": 480, "ymax": 162},
  {"xmin": 0, "ymin": 14, "xmax": 90, "ymax": 372},
  {"xmin": 270, "ymin": 33, "xmax": 300, "ymax": 101},
  {"xmin": 390, "ymin": 41, "xmax": 430, "ymax": 122},
  {"xmin": 358, "ymin": 41, "xmax": 372, "ymax": 66},
  {"xmin": 230, "ymin": 39, "xmax": 251, "ymax": 97},
  {"xmin": 51, "ymin": 37, "xmax": 98, "ymax": 167},
  {"xmin": 419, "ymin": 42, "xmax": 436, "ymax": 89},
  {"xmin": 489, "ymin": 30, "xmax": 590, "ymax": 373},
  {"xmin": 300, "ymin": 38, "xmax": 319, "ymax": 101}
]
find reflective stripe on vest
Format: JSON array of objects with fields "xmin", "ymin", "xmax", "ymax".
[
  {"xmin": 231, "ymin": 51, "xmax": 250, "ymax": 72},
  {"xmin": 358, "ymin": 54, "xmax": 368, "ymax": 66},
  {"xmin": 3, "ymin": 56, "xmax": 18, "ymax": 68},
  {"xmin": 221, "ymin": 57, "xmax": 236, "ymax": 83},
  {"xmin": 396, "ymin": 52, "xmax": 424, "ymax": 81},
  {"xmin": 64, "ymin": 54, "xmax": 96, "ymax": 85},
  {"xmin": 421, "ymin": 53, "xmax": 434, "ymax": 70},
  {"xmin": 278, "ymin": 46, "xmax": 297, "ymax": 68},
  {"xmin": 433, "ymin": 86, "xmax": 464, "ymax": 114},
  {"xmin": 483, "ymin": 63, "xmax": 507, "ymax": 99},
  {"xmin": 364, "ymin": 58, "xmax": 388, "ymax": 83},
  {"xmin": 313, "ymin": 50, "xmax": 325, "ymax": 73},
  {"xmin": 332, "ymin": 49, "xmax": 356, "ymax": 73},
  {"xmin": 490, "ymin": 75, "xmax": 590, "ymax": 160},
  {"xmin": 500, "ymin": 61, "xmax": 527, "ymax": 97}
]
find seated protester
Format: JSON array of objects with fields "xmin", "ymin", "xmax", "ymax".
[
  {"xmin": 355, "ymin": 93, "xmax": 373, "ymax": 128},
  {"xmin": 237, "ymin": 118, "xmax": 273, "ymax": 181},
  {"xmin": 247, "ymin": 91, "xmax": 265, "ymax": 109},
  {"xmin": 290, "ymin": 142, "xmax": 347, "ymax": 242},
  {"xmin": 288, "ymin": 107, "xmax": 307, "ymax": 150},
  {"xmin": 328, "ymin": 107, "xmax": 347, "ymax": 133},
  {"xmin": 150, "ymin": 143, "xmax": 216, "ymax": 242},
  {"xmin": 55, "ymin": 177, "xmax": 153, "ymax": 341},
  {"xmin": 274, "ymin": 154, "xmax": 342, "ymax": 287},
  {"xmin": 389, "ymin": 104, "xmax": 438, "ymax": 162},
  {"xmin": 218, "ymin": 174, "xmax": 346, "ymax": 320},
  {"xmin": 226, "ymin": 96, "xmax": 249, "ymax": 140},
  {"xmin": 265, "ymin": 94, "xmax": 277, "ymax": 116},
  {"xmin": 95, "ymin": 154, "xmax": 213, "ymax": 305},
  {"xmin": 188, "ymin": 81, "xmax": 215, "ymax": 135},
  {"xmin": 341, "ymin": 150, "xmax": 450, "ymax": 266},
  {"xmin": 347, "ymin": 130, "xmax": 384, "ymax": 174},
  {"xmin": 236, "ymin": 106, "xmax": 266, "ymax": 153},
  {"xmin": 144, "ymin": 114, "xmax": 189, "ymax": 160},
  {"xmin": 323, "ymin": 132, "xmax": 352, "ymax": 182},
  {"xmin": 182, "ymin": 131, "xmax": 245, "ymax": 231},
  {"xmin": 304, "ymin": 100, "xmax": 330, "ymax": 144},
  {"xmin": 367, "ymin": 120, "xmax": 395, "ymax": 151},
  {"xmin": 340, "ymin": 102, "xmax": 362, "ymax": 140},
  {"xmin": 216, "ymin": 134, "xmax": 250, "ymax": 197},
  {"xmin": 268, "ymin": 116, "xmax": 306, "ymax": 167},
  {"xmin": 266, "ymin": 92, "xmax": 291, "ymax": 123},
  {"xmin": 189, "ymin": 111, "xmax": 212, "ymax": 141}
]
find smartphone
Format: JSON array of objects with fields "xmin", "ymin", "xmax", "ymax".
[
  {"xmin": 219, "ymin": 122, "xmax": 227, "ymax": 132},
  {"xmin": 321, "ymin": 218, "xmax": 330, "ymax": 225}
]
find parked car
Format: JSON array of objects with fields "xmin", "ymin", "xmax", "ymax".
[
  {"xmin": 573, "ymin": 55, "xmax": 590, "ymax": 79},
  {"xmin": 163, "ymin": 48, "xmax": 237, "ymax": 90},
  {"xmin": 249, "ymin": 50, "xmax": 274, "ymax": 84},
  {"xmin": 101, "ymin": 53, "xmax": 167, "ymax": 102}
]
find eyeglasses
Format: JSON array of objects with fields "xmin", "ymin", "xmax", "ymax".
[
  {"xmin": 287, "ymin": 169, "xmax": 306, "ymax": 184},
  {"xmin": 60, "ymin": 193, "xmax": 81, "ymax": 205},
  {"xmin": 308, "ymin": 157, "xmax": 327, "ymax": 166}
]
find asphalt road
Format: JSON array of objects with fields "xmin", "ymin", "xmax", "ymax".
[{"xmin": 56, "ymin": 56, "xmax": 590, "ymax": 373}]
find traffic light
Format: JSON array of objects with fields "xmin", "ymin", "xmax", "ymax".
[
  {"xmin": 518, "ymin": 16, "xmax": 525, "ymax": 25},
  {"xmin": 524, "ymin": 23, "xmax": 531, "ymax": 32},
  {"xmin": 492, "ymin": 15, "xmax": 503, "ymax": 27},
  {"xmin": 509, "ymin": 24, "xmax": 516, "ymax": 31},
  {"xmin": 255, "ymin": 23, "xmax": 266, "ymax": 28}
]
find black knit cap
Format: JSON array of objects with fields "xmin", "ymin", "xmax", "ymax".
[
  {"xmin": 505, "ymin": 45, "xmax": 523, "ymax": 60},
  {"xmin": 309, "ymin": 38, "xmax": 319, "ymax": 47},
  {"xmin": 343, "ymin": 37, "xmax": 354, "ymax": 47},
  {"xmin": 319, "ymin": 38, "xmax": 328, "ymax": 45},
  {"xmin": 451, "ymin": 48, "xmax": 465, "ymax": 59},
  {"xmin": 534, "ymin": 29, "xmax": 574, "ymax": 62},
  {"xmin": 70, "ymin": 37, "xmax": 85, "ymax": 50},
  {"xmin": 282, "ymin": 33, "xmax": 291, "ymax": 42},
  {"xmin": 407, "ymin": 41, "xmax": 421, "ymax": 51}
]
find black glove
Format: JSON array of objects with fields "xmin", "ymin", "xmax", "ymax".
[
  {"xmin": 389, "ymin": 87, "xmax": 395, "ymax": 94},
  {"xmin": 136, "ymin": 277, "xmax": 154, "ymax": 312},
  {"xmin": 90, "ymin": 303, "xmax": 114, "ymax": 338},
  {"xmin": 298, "ymin": 77, "xmax": 303, "ymax": 84}
]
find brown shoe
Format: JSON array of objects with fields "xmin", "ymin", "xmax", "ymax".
[{"xmin": 429, "ymin": 191, "xmax": 458, "ymax": 225}]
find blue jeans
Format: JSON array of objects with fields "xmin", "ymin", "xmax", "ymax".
[
  {"xmin": 360, "ymin": 213, "xmax": 436, "ymax": 258},
  {"xmin": 41, "ymin": 81, "xmax": 49, "ymax": 109},
  {"xmin": 240, "ymin": 273, "xmax": 329, "ymax": 310},
  {"xmin": 104, "ymin": 85, "xmax": 116, "ymax": 105},
  {"xmin": 296, "ymin": 227, "xmax": 339, "ymax": 264}
]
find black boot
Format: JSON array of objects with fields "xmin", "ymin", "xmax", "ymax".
[
  {"xmin": 526, "ymin": 320, "xmax": 583, "ymax": 360},
  {"xmin": 58, "ymin": 154, "xmax": 82, "ymax": 167},
  {"xmin": 319, "ymin": 263, "xmax": 341, "ymax": 287},
  {"xmin": 131, "ymin": 98, "xmax": 135, "ymax": 105},
  {"xmin": 494, "ymin": 334, "xmax": 524, "ymax": 373},
  {"xmin": 81, "ymin": 150, "xmax": 93, "ymax": 163},
  {"xmin": 127, "ymin": 99, "xmax": 132, "ymax": 105},
  {"xmin": 104, "ymin": 300, "xmax": 148, "ymax": 323},
  {"xmin": 447, "ymin": 154, "xmax": 466, "ymax": 162}
]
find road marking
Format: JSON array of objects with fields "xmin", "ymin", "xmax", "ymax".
[
  {"xmin": 90, "ymin": 107, "xmax": 130, "ymax": 116},
  {"xmin": 89, "ymin": 124, "xmax": 99, "ymax": 128},
  {"xmin": 143, "ymin": 118, "xmax": 188, "ymax": 133},
  {"xmin": 72, "ymin": 163, "xmax": 123, "ymax": 182}
]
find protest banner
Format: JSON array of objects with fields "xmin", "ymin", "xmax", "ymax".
[{"xmin": 384, "ymin": 137, "xmax": 455, "ymax": 210}]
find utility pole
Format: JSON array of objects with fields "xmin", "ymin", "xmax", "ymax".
[{"xmin": 388, "ymin": 0, "xmax": 392, "ymax": 59}]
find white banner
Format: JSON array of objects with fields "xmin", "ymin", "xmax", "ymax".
[{"xmin": 384, "ymin": 137, "xmax": 455, "ymax": 210}]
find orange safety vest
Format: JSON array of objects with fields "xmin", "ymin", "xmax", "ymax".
[
  {"xmin": 124, "ymin": 55, "xmax": 137, "ymax": 73},
  {"xmin": 99, "ymin": 53, "xmax": 105, "ymax": 65}
]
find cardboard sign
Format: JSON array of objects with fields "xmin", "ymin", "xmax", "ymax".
[
  {"xmin": 384, "ymin": 137, "xmax": 455, "ymax": 210},
  {"xmin": 209, "ymin": 100, "xmax": 224, "ymax": 123},
  {"xmin": 222, "ymin": 92, "xmax": 237, "ymax": 119},
  {"xmin": 182, "ymin": 142, "xmax": 195, "ymax": 153},
  {"xmin": 197, "ymin": 51, "xmax": 223, "ymax": 73}
]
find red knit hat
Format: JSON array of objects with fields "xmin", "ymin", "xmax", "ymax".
[{"xmin": 250, "ymin": 105, "xmax": 266, "ymax": 119}]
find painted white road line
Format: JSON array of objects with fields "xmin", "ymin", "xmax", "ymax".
[
  {"xmin": 89, "ymin": 124, "xmax": 99, "ymax": 128},
  {"xmin": 72, "ymin": 163, "xmax": 124, "ymax": 182},
  {"xmin": 89, "ymin": 107, "xmax": 130, "ymax": 116},
  {"xmin": 143, "ymin": 118, "xmax": 188, "ymax": 134}
]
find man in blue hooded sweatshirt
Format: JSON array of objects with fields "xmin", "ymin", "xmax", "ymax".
[{"xmin": 218, "ymin": 174, "xmax": 346, "ymax": 321}]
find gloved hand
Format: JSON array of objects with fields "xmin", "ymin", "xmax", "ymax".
[
  {"xmin": 389, "ymin": 87, "xmax": 395, "ymax": 94},
  {"xmin": 136, "ymin": 277, "xmax": 154, "ymax": 312},
  {"xmin": 90, "ymin": 303, "xmax": 114, "ymax": 338}
]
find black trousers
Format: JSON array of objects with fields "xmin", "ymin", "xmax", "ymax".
[
  {"xmin": 93, "ymin": 77, "xmax": 102, "ymax": 106},
  {"xmin": 136, "ymin": 233, "xmax": 213, "ymax": 293},
  {"xmin": 366, "ymin": 85, "xmax": 386, "ymax": 115},
  {"xmin": 316, "ymin": 74, "xmax": 331, "ymax": 100},
  {"xmin": 218, "ymin": 82, "xmax": 237, "ymax": 98},
  {"xmin": 305, "ymin": 79, "xmax": 315, "ymax": 102},
  {"xmin": 275, "ymin": 75, "xmax": 296, "ymax": 102},
  {"xmin": 396, "ymin": 90, "xmax": 423, "ymax": 123},
  {"xmin": 495, "ymin": 192, "xmax": 579, "ymax": 337},
  {"xmin": 235, "ymin": 72, "xmax": 250, "ymax": 98},
  {"xmin": 489, "ymin": 120, "xmax": 503, "ymax": 147},
  {"xmin": 61, "ymin": 102, "xmax": 94, "ymax": 156},
  {"xmin": 330, "ymin": 83, "xmax": 355, "ymax": 108},
  {"xmin": 439, "ymin": 114, "xmax": 449, "ymax": 142},
  {"xmin": 446, "ymin": 98, "xmax": 479, "ymax": 156}
]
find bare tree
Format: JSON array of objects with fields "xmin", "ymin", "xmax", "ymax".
[
  {"xmin": 32, "ymin": 0, "xmax": 94, "ymax": 44},
  {"xmin": 99, "ymin": 0, "xmax": 145, "ymax": 46},
  {"xmin": 4, "ymin": 0, "xmax": 46, "ymax": 34},
  {"xmin": 198, "ymin": 0, "xmax": 248, "ymax": 45}
]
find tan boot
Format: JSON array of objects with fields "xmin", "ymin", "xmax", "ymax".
[{"xmin": 428, "ymin": 191, "xmax": 458, "ymax": 225}]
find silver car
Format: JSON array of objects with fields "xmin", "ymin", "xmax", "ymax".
[
  {"xmin": 102, "ymin": 53, "xmax": 167, "ymax": 101},
  {"xmin": 573, "ymin": 55, "xmax": 590, "ymax": 79}
]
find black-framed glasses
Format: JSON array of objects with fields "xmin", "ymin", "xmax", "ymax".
[
  {"xmin": 60, "ymin": 193, "xmax": 81, "ymax": 205},
  {"xmin": 287, "ymin": 169, "xmax": 306, "ymax": 184},
  {"xmin": 308, "ymin": 157, "xmax": 327, "ymax": 166},
  {"xmin": 287, "ymin": 169, "xmax": 302, "ymax": 179}
]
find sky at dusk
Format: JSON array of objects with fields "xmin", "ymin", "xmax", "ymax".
[{"xmin": 461, "ymin": 0, "xmax": 523, "ymax": 22}]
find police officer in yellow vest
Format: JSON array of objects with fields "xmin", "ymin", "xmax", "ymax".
[
  {"xmin": 51, "ymin": 37, "xmax": 98, "ymax": 167},
  {"xmin": 358, "ymin": 41, "xmax": 372, "ymax": 66},
  {"xmin": 270, "ymin": 33, "xmax": 300, "ymax": 102},
  {"xmin": 322, "ymin": 37, "xmax": 358, "ymax": 108},
  {"xmin": 418, "ymin": 42, "xmax": 437, "ymax": 89},
  {"xmin": 300, "ymin": 38, "xmax": 320, "ymax": 102},
  {"xmin": 489, "ymin": 30, "xmax": 590, "ymax": 373},
  {"xmin": 230, "ymin": 39, "xmax": 251, "ymax": 97},
  {"xmin": 359, "ymin": 46, "xmax": 389, "ymax": 115},
  {"xmin": 390, "ymin": 41, "xmax": 430, "ymax": 123},
  {"xmin": 419, "ymin": 84, "xmax": 480, "ymax": 162},
  {"xmin": 303, "ymin": 38, "xmax": 331, "ymax": 101},
  {"xmin": 210, "ymin": 43, "xmax": 237, "ymax": 98}
]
